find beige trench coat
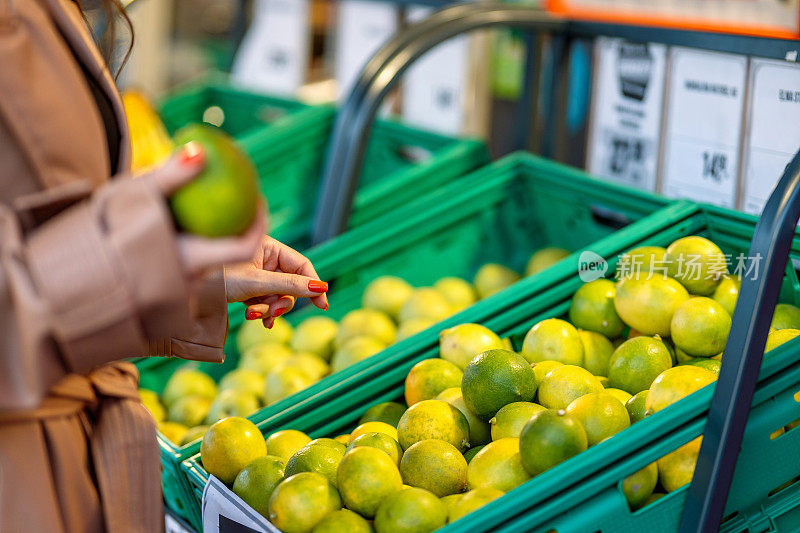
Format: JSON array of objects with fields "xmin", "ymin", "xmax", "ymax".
[{"xmin": 0, "ymin": 1, "xmax": 229, "ymax": 531}]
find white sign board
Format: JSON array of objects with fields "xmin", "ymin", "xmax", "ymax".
[
  {"xmin": 231, "ymin": 0, "xmax": 311, "ymax": 96},
  {"xmin": 660, "ymin": 48, "xmax": 747, "ymax": 208},
  {"xmin": 202, "ymin": 475, "xmax": 278, "ymax": 533},
  {"xmin": 587, "ymin": 37, "xmax": 667, "ymax": 191},
  {"xmin": 334, "ymin": 0, "xmax": 398, "ymax": 100},
  {"xmin": 742, "ymin": 58, "xmax": 800, "ymax": 215},
  {"xmin": 401, "ymin": 6, "xmax": 470, "ymax": 134}
]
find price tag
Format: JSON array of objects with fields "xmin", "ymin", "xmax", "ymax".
[
  {"xmin": 230, "ymin": 0, "xmax": 311, "ymax": 95},
  {"xmin": 660, "ymin": 48, "xmax": 747, "ymax": 208},
  {"xmin": 401, "ymin": 6, "xmax": 470, "ymax": 134},
  {"xmin": 202, "ymin": 475, "xmax": 279, "ymax": 533},
  {"xmin": 587, "ymin": 37, "xmax": 667, "ymax": 191},
  {"xmin": 334, "ymin": 0, "xmax": 399, "ymax": 100},
  {"xmin": 164, "ymin": 511, "xmax": 193, "ymax": 533},
  {"xmin": 741, "ymin": 58, "xmax": 800, "ymax": 215}
]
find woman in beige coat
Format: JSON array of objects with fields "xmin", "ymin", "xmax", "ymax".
[{"xmin": 0, "ymin": 1, "xmax": 329, "ymax": 531}]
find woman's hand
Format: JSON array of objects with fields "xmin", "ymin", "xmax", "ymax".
[{"xmin": 225, "ymin": 236, "xmax": 329, "ymax": 329}]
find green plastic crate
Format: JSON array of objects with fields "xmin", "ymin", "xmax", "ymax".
[
  {"xmin": 181, "ymin": 202, "xmax": 800, "ymax": 533},
  {"xmin": 166, "ymin": 152, "xmax": 672, "ymax": 529}
]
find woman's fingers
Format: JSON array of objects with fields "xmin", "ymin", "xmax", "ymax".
[
  {"xmin": 235, "ymin": 269, "xmax": 328, "ymax": 302},
  {"xmin": 244, "ymin": 295, "xmax": 295, "ymax": 322},
  {"xmin": 267, "ymin": 238, "xmax": 329, "ymax": 310},
  {"xmin": 140, "ymin": 142, "xmax": 205, "ymax": 195}
]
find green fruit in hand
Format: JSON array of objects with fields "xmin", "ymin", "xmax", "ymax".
[
  {"xmin": 569, "ymin": 279, "xmax": 625, "ymax": 338},
  {"xmin": 519, "ymin": 409, "xmax": 588, "ymax": 476},
  {"xmin": 461, "ymin": 349, "xmax": 537, "ymax": 421},
  {"xmin": 664, "ymin": 236, "xmax": 727, "ymax": 296},
  {"xmin": 521, "ymin": 318, "xmax": 585, "ymax": 366},
  {"xmin": 614, "ymin": 275, "xmax": 689, "ymax": 337},
  {"xmin": 170, "ymin": 124, "xmax": 259, "ymax": 237},
  {"xmin": 670, "ymin": 297, "xmax": 731, "ymax": 357}
]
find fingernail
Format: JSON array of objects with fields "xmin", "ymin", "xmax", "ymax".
[
  {"xmin": 273, "ymin": 308, "xmax": 286, "ymax": 317},
  {"xmin": 308, "ymin": 280, "xmax": 328, "ymax": 293},
  {"xmin": 266, "ymin": 319, "xmax": 274, "ymax": 329},
  {"xmin": 322, "ymin": 303, "xmax": 329, "ymax": 311},
  {"xmin": 246, "ymin": 310, "xmax": 262, "ymax": 320},
  {"xmin": 178, "ymin": 141, "xmax": 204, "ymax": 167}
]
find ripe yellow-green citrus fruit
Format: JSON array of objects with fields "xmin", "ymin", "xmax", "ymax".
[
  {"xmin": 396, "ymin": 318, "xmax": 436, "ymax": 341},
  {"xmin": 437, "ymin": 387, "xmax": 491, "ymax": 447},
  {"xmin": 219, "ymin": 369, "xmax": 266, "ymax": 403},
  {"xmin": 168, "ymin": 395, "xmax": 211, "ymax": 429},
  {"xmin": 462, "ymin": 349, "xmax": 537, "ymax": 421},
  {"xmin": 490, "ymin": 402, "xmax": 546, "ymax": 440},
  {"xmin": 268, "ymin": 472, "xmax": 342, "ymax": 533},
  {"xmin": 280, "ymin": 352, "xmax": 330, "ymax": 381},
  {"xmin": 291, "ymin": 316, "xmax": 339, "ymax": 361},
  {"xmin": 670, "ymin": 297, "xmax": 731, "ymax": 357},
  {"xmin": 434, "ymin": 277, "xmax": 478, "ymax": 311},
  {"xmin": 396, "ymin": 400, "xmax": 470, "ymax": 452},
  {"xmin": 404, "ymin": 358, "xmax": 463, "ymax": 406},
  {"xmin": 201, "ymin": 417, "xmax": 267, "ymax": 485},
  {"xmin": 565, "ymin": 392, "xmax": 630, "ymax": 446},
  {"xmin": 569, "ymin": 279, "xmax": 625, "ymax": 338},
  {"xmin": 686, "ymin": 358, "xmax": 721, "ymax": 375},
  {"xmin": 616, "ymin": 246, "xmax": 667, "ymax": 278},
  {"xmin": 205, "ymin": 389, "xmax": 258, "ymax": 424},
  {"xmin": 579, "ymin": 330, "xmax": 615, "ymax": 377},
  {"xmin": 712, "ymin": 275, "xmax": 741, "ymax": 316},
  {"xmin": 285, "ymin": 440, "xmax": 346, "ymax": 487},
  {"xmin": 771, "ymin": 303, "xmax": 800, "ymax": 330},
  {"xmin": 399, "ymin": 288, "xmax": 455, "ymax": 324},
  {"xmin": 657, "ymin": 437, "xmax": 702, "ymax": 492},
  {"xmin": 526, "ymin": 247, "xmax": 570, "ymax": 276},
  {"xmin": 181, "ymin": 425, "xmax": 209, "ymax": 445},
  {"xmin": 266, "ymin": 429, "xmax": 312, "ymax": 462},
  {"xmin": 162, "ymin": 367, "xmax": 217, "ymax": 407},
  {"xmin": 625, "ymin": 391, "xmax": 649, "ymax": 423},
  {"xmin": 139, "ymin": 389, "xmax": 165, "ymax": 422},
  {"xmin": 359, "ymin": 402, "xmax": 407, "ymax": 427},
  {"xmin": 604, "ymin": 388, "xmax": 633, "ymax": 405},
  {"xmin": 337, "ymin": 446, "xmax": 403, "ymax": 518},
  {"xmin": 622, "ymin": 462, "xmax": 658, "ymax": 508},
  {"xmin": 374, "ymin": 487, "xmax": 447, "ymax": 533},
  {"xmin": 537, "ymin": 365, "xmax": 604, "ymax": 410},
  {"xmin": 349, "ymin": 421, "xmax": 398, "ymax": 444},
  {"xmin": 519, "ymin": 409, "xmax": 588, "ymax": 476},
  {"xmin": 439, "ymin": 323, "xmax": 505, "ymax": 370},
  {"xmin": 337, "ymin": 309, "xmax": 396, "ymax": 347},
  {"xmin": 158, "ymin": 421, "xmax": 188, "ymax": 444},
  {"xmin": 362, "ymin": 276, "xmax": 414, "ymax": 320},
  {"xmin": 467, "ymin": 438, "xmax": 531, "ymax": 492},
  {"xmin": 232, "ymin": 455, "xmax": 285, "ymax": 517},
  {"xmin": 348, "ymin": 432, "xmax": 403, "ymax": 466},
  {"xmin": 646, "ymin": 366, "xmax": 717, "ymax": 413},
  {"xmin": 614, "ymin": 275, "xmax": 690, "ymax": 337},
  {"xmin": 264, "ymin": 367, "xmax": 314, "ymax": 406},
  {"xmin": 448, "ymin": 488, "xmax": 505, "ymax": 522},
  {"xmin": 607, "ymin": 336, "xmax": 673, "ymax": 395},
  {"xmin": 236, "ymin": 317, "xmax": 292, "ymax": 353},
  {"xmin": 239, "ymin": 343, "xmax": 293, "ymax": 376},
  {"xmin": 311, "ymin": 509, "xmax": 372, "ymax": 533},
  {"xmin": 664, "ymin": 236, "xmax": 727, "ymax": 296},
  {"xmin": 464, "ymin": 445, "xmax": 484, "ymax": 464},
  {"xmin": 399, "ymin": 439, "xmax": 468, "ymax": 497},
  {"xmin": 521, "ymin": 318, "xmax": 585, "ymax": 366},
  {"xmin": 473, "ymin": 263, "xmax": 521, "ymax": 299},
  {"xmin": 532, "ymin": 361, "xmax": 563, "ymax": 389},
  {"xmin": 766, "ymin": 328, "xmax": 800, "ymax": 352},
  {"xmin": 331, "ymin": 336, "xmax": 387, "ymax": 373}
]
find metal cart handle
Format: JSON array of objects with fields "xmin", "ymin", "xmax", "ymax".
[
  {"xmin": 310, "ymin": 3, "xmax": 566, "ymax": 245},
  {"xmin": 680, "ymin": 150, "xmax": 800, "ymax": 532}
]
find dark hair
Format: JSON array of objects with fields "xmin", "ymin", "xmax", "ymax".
[{"xmin": 75, "ymin": 0, "xmax": 134, "ymax": 78}]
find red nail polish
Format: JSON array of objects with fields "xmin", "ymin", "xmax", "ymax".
[
  {"xmin": 266, "ymin": 320, "xmax": 274, "ymax": 329},
  {"xmin": 308, "ymin": 280, "xmax": 328, "ymax": 293},
  {"xmin": 178, "ymin": 141, "xmax": 204, "ymax": 167},
  {"xmin": 273, "ymin": 308, "xmax": 286, "ymax": 317},
  {"xmin": 322, "ymin": 303, "xmax": 329, "ymax": 311},
  {"xmin": 246, "ymin": 310, "xmax": 262, "ymax": 320}
]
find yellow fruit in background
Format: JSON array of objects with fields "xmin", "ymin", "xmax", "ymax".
[
  {"xmin": 404, "ymin": 358, "xmax": 463, "ymax": 406},
  {"xmin": 467, "ymin": 438, "xmax": 531, "ymax": 492},
  {"xmin": 161, "ymin": 367, "xmax": 217, "ymax": 407},
  {"xmin": 291, "ymin": 316, "xmax": 339, "ymax": 361},
  {"xmin": 219, "ymin": 369, "xmax": 266, "ymax": 404},
  {"xmin": 359, "ymin": 402, "xmax": 407, "ymax": 427},
  {"xmin": 664, "ymin": 236, "xmax": 727, "ymax": 296},
  {"xmin": 713, "ymin": 275, "xmax": 741, "ymax": 316},
  {"xmin": 607, "ymin": 336, "xmax": 673, "ymax": 395},
  {"xmin": 671, "ymin": 297, "xmax": 731, "ymax": 357},
  {"xmin": 362, "ymin": 276, "xmax": 414, "ymax": 320},
  {"xmin": 122, "ymin": 90, "xmax": 173, "ymax": 174},
  {"xmin": 312, "ymin": 509, "xmax": 372, "ymax": 533},
  {"xmin": 490, "ymin": 402, "xmax": 546, "ymax": 440},
  {"xmin": 437, "ymin": 387, "xmax": 492, "ymax": 447},
  {"xmin": 158, "ymin": 421, "xmax": 189, "ymax": 444},
  {"xmin": 526, "ymin": 247, "xmax": 570, "ymax": 276},
  {"xmin": 347, "ymin": 432, "xmax": 403, "ymax": 466},
  {"xmin": 330, "ymin": 336, "xmax": 387, "ymax": 373},
  {"xmin": 766, "ymin": 328, "xmax": 800, "ymax": 352},
  {"xmin": 521, "ymin": 318, "xmax": 585, "ymax": 366},
  {"xmin": 396, "ymin": 318, "xmax": 436, "ymax": 341},
  {"xmin": 771, "ymin": 303, "xmax": 800, "ymax": 330},
  {"xmin": 614, "ymin": 275, "xmax": 690, "ymax": 337},
  {"xmin": 448, "ymin": 488, "xmax": 505, "ymax": 522},
  {"xmin": 565, "ymin": 392, "xmax": 630, "ymax": 446},
  {"xmin": 439, "ymin": 323, "xmax": 505, "ymax": 370},
  {"xmin": 657, "ymin": 437, "xmax": 702, "ymax": 492},
  {"xmin": 236, "ymin": 317, "xmax": 292, "ymax": 354},
  {"xmin": 434, "ymin": 277, "xmax": 478, "ymax": 311},
  {"xmin": 622, "ymin": 463, "xmax": 658, "ymax": 508},
  {"xmin": 532, "ymin": 360, "xmax": 564, "ymax": 388},
  {"xmin": 201, "ymin": 417, "xmax": 267, "ymax": 485},
  {"xmin": 616, "ymin": 246, "xmax": 667, "ymax": 278},
  {"xmin": 349, "ymin": 421, "xmax": 398, "ymax": 444},
  {"xmin": 266, "ymin": 430, "xmax": 312, "ymax": 462},
  {"xmin": 264, "ymin": 367, "xmax": 314, "ymax": 406},
  {"xmin": 604, "ymin": 388, "xmax": 633, "ymax": 405},
  {"xmin": 180, "ymin": 425, "xmax": 209, "ymax": 445},
  {"xmin": 337, "ymin": 447, "xmax": 403, "ymax": 518},
  {"xmin": 519, "ymin": 409, "xmax": 588, "ymax": 476},
  {"xmin": 462, "ymin": 349, "xmax": 537, "ymax": 421},
  {"xmin": 205, "ymin": 389, "xmax": 259, "ymax": 424},
  {"xmin": 579, "ymin": 330, "xmax": 615, "ymax": 377},
  {"xmin": 374, "ymin": 487, "xmax": 447, "ymax": 533},
  {"xmin": 399, "ymin": 288, "xmax": 454, "ymax": 323},
  {"xmin": 646, "ymin": 366, "xmax": 717, "ymax": 413},
  {"xmin": 285, "ymin": 440, "xmax": 346, "ymax": 487},
  {"xmin": 474, "ymin": 263, "xmax": 521, "ymax": 299},
  {"xmin": 139, "ymin": 389, "xmax": 165, "ymax": 422},
  {"xmin": 239, "ymin": 343, "xmax": 293, "ymax": 376},
  {"xmin": 279, "ymin": 352, "xmax": 330, "ymax": 381},
  {"xmin": 168, "ymin": 395, "xmax": 212, "ymax": 427},
  {"xmin": 537, "ymin": 365, "xmax": 604, "ymax": 410},
  {"xmin": 569, "ymin": 279, "xmax": 625, "ymax": 338},
  {"xmin": 396, "ymin": 399, "xmax": 470, "ymax": 451},
  {"xmin": 337, "ymin": 309, "xmax": 397, "ymax": 347},
  {"xmin": 268, "ymin": 472, "xmax": 342, "ymax": 533},
  {"xmin": 399, "ymin": 439, "xmax": 468, "ymax": 497},
  {"xmin": 232, "ymin": 455, "xmax": 286, "ymax": 518}
]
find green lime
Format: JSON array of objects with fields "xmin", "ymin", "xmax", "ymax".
[
  {"xmin": 464, "ymin": 445, "xmax": 484, "ymax": 463},
  {"xmin": 280, "ymin": 352, "xmax": 329, "ymax": 381},
  {"xmin": 685, "ymin": 358, "xmax": 721, "ymax": 375},
  {"xmin": 467, "ymin": 438, "xmax": 531, "ymax": 492},
  {"xmin": 462, "ymin": 349, "xmax": 537, "ymax": 421},
  {"xmin": 240, "ymin": 343, "xmax": 293, "ymax": 376},
  {"xmin": 537, "ymin": 365, "xmax": 604, "ymax": 410},
  {"xmin": 621, "ymin": 462, "xmax": 658, "ymax": 508},
  {"xmin": 285, "ymin": 441, "xmax": 346, "ymax": 488},
  {"xmin": 266, "ymin": 430, "xmax": 312, "ymax": 463},
  {"xmin": 565, "ymin": 392, "xmax": 630, "ymax": 446},
  {"xmin": 362, "ymin": 276, "xmax": 414, "ymax": 320},
  {"xmin": 349, "ymin": 422, "xmax": 398, "ymax": 444},
  {"xmin": 399, "ymin": 439, "xmax": 468, "ymax": 497},
  {"xmin": 360, "ymin": 402, "xmax": 407, "ymax": 427},
  {"xmin": 201, "ymin": 417, "xmax": 267, "ymax": 485},
  {"xmin": 596, "ymin": 376, "xmax": 611, "ymax": 388},
  {"xmin": 521, "ymin": 318, "xmax": 584, "ymax": 366},
  {"xmin": 437, "ymin": 387, "xmax": 491, "ymax": 447},
  {"xmin": 219, "ymin": 369, "xmax": 266, "ymax": 404},
  {"xmin": 604, "ymin": 388, "xmax": 632, "ymax": 405},
  {"xmin": 448, "ymin": 488, "xmax": 505, "ymax": 522},
  {"xmin": 531, "ymin": 361, "xmax": 563, "ymax": 389},
  {"xmin": 168, "ymin": 395, "xmax": 211, "ymax": 427},
  {"xmin": 657, "ymin": 437, "xmax": 702, "ymax": 492},
  {"xmin": 671, "ymin": 297, "xmax": 731, "ymax": 357},
  {"xmin": 614, "ymin": 276, "xmax": 690, "ymax": 336},
  {"xmin": 616, "ymin": 246, "xmax": 667, "ymax": 278},
  {"xmin": 519, "ymin": 409, "xmax": 588, "ymax": 476},
  {"xmin": 771, "ymin": 303, "xmax": 800, "ymax": 330},
  {"xmin": 268, "ymin": 472, "xmax": 341, "ymax": 533},
  {"xmin": 236, "ymin": 318, "xmax": 291, "ymax": 354},
  {"xmin": 579, "ymin": 330, "xmax": 615, "ymax": 377},
  {"xmin": 233, "ymin": 455, "xmax": 285, "ymax": 517},
  {"xmin": 205, "ymin": 389, "xmax": 259, "ymax": 425},
  {"xmin": 712, "ymin": 275, "xmax": 741, "ymax": 316},
  {"xmin": 374, "ymin": 487, "xmax": 447, "ymax": 533},
  {"xmin": 348, "ymin": 432, "xmax": 403, "ymax": 466},
  {"xmin": 646, "ymin": 366, "xmax": 717, "ymax": 413},
  {"xmin": 311, "ymin": 509, "xmax": 372, "ymax": 533},
  {"xmin": 490, "ymin": 402, "xmax": 547, "ymax": 440},
  {"xmin": 337, "ymin": 446, "xmax": 403, "ymax": 518},
  {"xmin": 396, "ymin": 319, "xmax": 436, "ymax": 341},
  {"xmin": 405, "ymin": 359, "xmax": 463, "ymax": 406},
  {"xmin": 664, "ymin": 236, "xmax": 727, "ymax": 296},
  {"xmin": 625, "ymin": 391, "xmax": 649, "ymax": 423},
  {"xmin": 396, "ymin": 399, "xmax": 470, "ymax": 452},
  {"xmin": 607, "ymin": 337, "xmax": 673, "ymax": 395},
  {"xmin": 569, "ymin": 279, "xmax": 625, "ymax": 338},
  {"xmin": 766, "ymin": 328, "xmax": 800, "ymax": 352},
  {"xmin": 439, "ymin": 323, "xmax": 505, "ymax": 370}
]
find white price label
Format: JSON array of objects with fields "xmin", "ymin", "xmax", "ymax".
[
  {"xmin": 231, "ymin": 0, "xmax": 311, "ymax": 96},
  {"xmin": 660, "ymin": 48, "xmax": 747, "ymax": 208},
  {"xmin": 202, "ymin": 475, "xmax": 278, "ymax": 533},
  {"xmin": 742, "ymin": 58, "xmax": 800, "ymax": 215},
  {"xmin": 334, "ymin": 0, "xmax": 398, "ymax": 100},
  {"xmin": 587, "ymin": 38, "xmax": 667, "ymax": 191},
  {"xmin": 401, "ymin": 6, "xmax": 470, "ymax": 134}
]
